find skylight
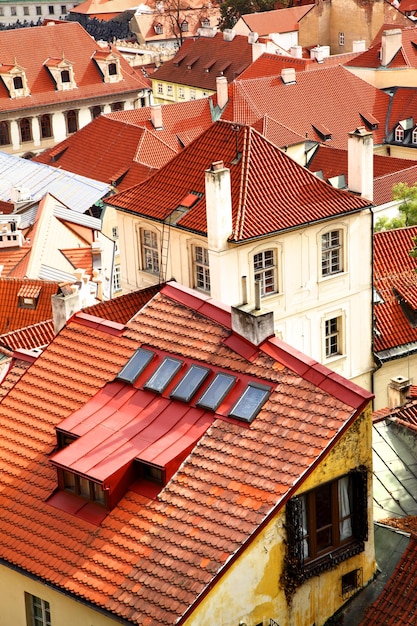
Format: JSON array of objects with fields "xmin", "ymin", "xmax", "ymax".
[
  {"xmin": 170, "ymin": 364, "xmax": 210, "ymax": 402},
  {"xmin": 197, "ymin": 373, "xmax": 236, "ymax": 411},
  {"xmin": 144, "ymin": 357, "xmax": 183, "ymax": 393},
  {"xmin": 117, "ymin": 348, "xmax": 154, "ymax": 383},
  {"xmin": 228, "ymin": 382, "xmax": 271, "ymax": 423}
]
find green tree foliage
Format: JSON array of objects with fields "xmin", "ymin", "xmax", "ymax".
[
  {"xmin": 374, "ymin": 182, "xmax": 417, "ymax": 232},
  {"xmin": 218, "ymin": 0, "xmax": 275, "ymax": 31}
]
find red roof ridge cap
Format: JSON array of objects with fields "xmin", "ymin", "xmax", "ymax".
[
  {"xmin": 162, "ymin": 282, "xmax": 231, "ymax": 327},
  {"xmin": 72, "ymin": 311, "xmax": 125, "ymax": 335}
]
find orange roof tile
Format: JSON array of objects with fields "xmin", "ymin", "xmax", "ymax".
[
  {"xmin": 222, "ymin": 65, "xmax": 391, "ymax": 149},
  {"xmin": 0, "ymin": 278, "xmax": 59, "ymax": 335},
  {"xmin": 0, "ymin": 21, "xmax": 149, "ymax": 114},
  {"xmin": 0, "ymin": 320, "xmax": 55, "ymax": 351},
  {"xmin": 238, "ymin": 5, "xmax": 314, "ymax": 36},
  {"xmin": 346, "ymin": 25, "xmax": 417, "ymax": 70},
  {"xmin": 0, "ymin": 281, "xmax": 372, "ymax": 625},
  {"xmin": 107, "ymin": 120, "xmax": 371, "ymax": 241},
  {"xmin": 83, "ymin": 284, "xmax": 162, "ymax": 323},
  {"xmin": 61, "ymin": 248, "xmax": 93, "ymax": 275},
  {"xmin": 152, "ymin": 33, "xmax": 252, "ymax": 91},
  {"xmin": 0, "ymin": 247, "xmax": 31, "ymax": 278}
]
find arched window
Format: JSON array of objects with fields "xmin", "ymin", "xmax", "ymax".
[
  {"xmin": 66, "ymin": 110, "xmax": 78, "ymax": 134},
  {"xmin": 0, "ymin": 121, "xmax": 10, "ymax": 145},
  {"xmin": 40, "ymin": 114, "xmax": 52, "ymax": 139},
  {"xmin": 20, "ymin": 117, "xmax": 32, "ymax": 142},
  {"xmin": 412, "ymin": 127, "xmax": 417, "ymax": 144},
  {"xmin": 181, "ymin": 19, "xmax": 188, "ymax": 32},
  {"xmin": 395, "ymin": 125, "xmax": 404, "ymax": 142},
  {"xmin": 91, "ymin": 105, "xmax": 102, "ymax": 119}
]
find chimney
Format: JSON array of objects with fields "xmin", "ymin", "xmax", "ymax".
[
  {"xmin": 352, "ymin": 40, "xmax": 366, "ymax": 53},
  {"xmin": 205, "ymin": 161, "xmax": 233, "ymax": 252},
  {"xmin": 231, "ymin": 300, "xmax": 275, "ymax": 346},
  {"xmin": 216, "ymin": 76, "xmax": 228, "ymax": 109},
  {"xmin": 281, "ymin": 68, "xmax": 296, "ymax": 84},
  {"xmin": 252, "ymin": 41, "xmax": 265, "ymax": 63},
  {"xmin": 248, "ymin": 31, "xmax": 258, "ymax": 44},
  {"xmin": 388, "ymin": 376, "xmax": 411, "ymax": 408},
  {"xmin": 290, "ymin": 45, "xmax": 302, "ymax": 58},
  {"xmin": 150, "ymin": 104, "xmax": 163, "ymax": 130},
  {"xmin": 348, "ymin": 127, "xmax": 373, "ymax": 201},
  {"xmin": 381, "ymin": 28, "xmax": 402, "ymax": 66},
  {"xmin": 223, "ymin": 29, "xmax": 236, "ymax": 41},
  {"xmin": 51, "ymin": 285, "xmax": 81, "ymax": 334}
]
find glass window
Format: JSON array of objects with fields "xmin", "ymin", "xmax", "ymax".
[
  {"xmin": 142, "ymin": 229, "xmax": 159, "ymax": 274},
  {"xmin": 117, "ymin": 348, "xmax": 154, "ymax": 383},
  {"xmin": 181, "ymin": 19, "xmax": 188, "ymax": 31},
  {"xmin": 413, "ymin": 128, "xmax": 417, "ymax": 144},
  {"xmin": 325, "ymin": 316, "xmax": 341, "ymax": 357},
  {"xmin": 40, "ymin": 114, "xmax": 52, "ymax": 139},
  {"xmin": 111, "ymin": 101, "xmax": 123, "ymax": 111},
  {"xmin": 157, "ymin": 82, "xmax": 163, "ymax": 94},
  {"xmin": 144, "ymin": 357, "xmax": 183, "ymax": 393},
  {"xmin": 24, "ymin": 6, "xmax": 29, "ymax": 15},
  {"xmin": 36, "ymin": 6, "xmax": 42, "ymax": 14},
  {"xmin": 61, "ymin": 69, "xmax": 70, "ymax": 83},
  {"xmin": 66, "ymin": 110, "xmax": 78, "ymax": 134},
  {"xmin": 61, "ymin": 4, "xmax": 67, "ymax": 13},
  {"xmin": 229, "ymin": 382, "xmax": 271, "ymax": 422},
  {"xmin": 197, "ymin": 373, "xmax": 236, "ymax": 411},
  {"xmin": 48, "ymin": 5, "xmax": 54, "ymax": 13},
  {"xmin": 171, "ymin": 364, "xmax": 210, "ymax": 402},
  {"xmin": 321, "ymin": 230, "xmax": 342, "ymax": 276},
  {"xmin": 190, "ymin": 89, "xmax": 196, "ymax": 100},
  {"xmin": 0, "ymin": 121, "xmax": 10, "ymax": 146},
  {"xmin": 20, "ymin": 118, "xmax": 32, "ymax": 142},
  {"xmin": 112, "ymin": 264, "xmax": 122, "ymax": 292},
  {"xmin": 339, "ymin": 32, "xmax": 344, "ymax": 46},
  {"xmin": 395, "ymin": 125, "xmax": 404, "ymax": 142},
  {"xmin": 10, "ymin": 6, "xmax": 17, "ymax": 15},
  {"xmin": 178, "ymin": 86, "xmax": 185, "ymax": 99},
  {"xmin": 0, "ymin": 7, "xmax": 4, "ymax": 15},
  {"xmin": 194, "ymin": 246, "xmax": 210, "ymax": 292},
  {"xmin": 108, "ymin": 62, "xmax": 117, "ymax": 76},
  {"xmin": 167, "ymin": 84, "xmax": 173, "ymax": 96},
  {"xmin": 14, "ymin": 76, "xmax": 23, "ymax": 90},
  {"xmin": 92, "ymin": 105, "xmax": 102, "ymax": 119},
  {"xmin": 29, "ymin": 594, "xmax": 51, "ymax": 626},
  {"xmin": 254, "ymin": 249, "xmax": 276, "ymax": 296}
]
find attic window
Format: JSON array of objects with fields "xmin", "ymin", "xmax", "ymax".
[
  {"xmin": 117, "ymin": 348, "xmax": 154, "ymax": 383},
  {"xmin": 181, "ymin": 19, "xmax": 188, "ymax": 32},
  {"xmin": 170, "ymin": 364, "xmax": 210, "ymax": 402},
  {"xmin": 60, "ymin": 469, "xmax": 106, "ymax": 506},
  {"xmin": 201, "ymin": 17, "xmax": 210, "ymax": 26},
  {"xmin": 13, "ymin": 76, "xmax": 23, "ymax": 90},
  {"xmin": 144, "ymin": 357, "xmax": 183, "ymax": 393},
  {"xmin": 395, "ymin": 125, "xmax": 404, "ymax": 142},
  {"xmin": 17, "ymin": 285, "xmax": 41, "ymax": 309},
  {"xmin": 187, "ymin": 56, "xmax": 199, "ymax": 69},
  {"xmin": 360, "ymin": 112, "xmax": 379, "ymax": 131},
  {"xmin": 312, "ymin": 123, "xmax": 332, "ymax": 141},
  {"xmin": 203, "ymin": 59, "xmax": 216, "ymax": 72},
  {"xmin": 108, "ymin": 62, "xmax": 117, "ymax": 76},
  {"xmin": 229, "ymin": 382, "xmax": 271, "ymax": 423},
  {"xmin": 197, "ymin": 372, "xmax": 236, "ymax": 410},
  {"xmin": 61, "ymin": 69, "xmax": 70, "ymax": 83},
  {"xmin": 154, "ymin": 22, "xmax": 163, "ymax": 34}
]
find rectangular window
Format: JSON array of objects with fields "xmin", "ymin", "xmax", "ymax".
[
  {"xmin": 25, "ymin": 593, "xmax": 51, "ymax": 626},
  {"xmin": 322, "ymin": 229, "xmax": 342, "ymax": 276},
  {"xmin": 0, "ymin": 8, "xmax": 4, "ymax": 15},
  {"xmin": 36, "ymin": 6, "xmax": 42, "ymax": 14},
  {"xmin": 10, "ymin": 6, "xmax": 17, "ymax": 15},
  {"xmin": 285, "ymin": 470, "xmax": 368, "ymax": 583},
  {"xmin": 48, "ymin": 5, "xmax": 54, "ymax": 13},
  {"xmin": 167, "ymin": 84, "xmax": 173, "ymax": 96},
  {"xmin": 142, "ymin": 229, "xmax": 159, "ymax": 274},
  {"xmin": 178, "ymin": 86, "xmax": 185, "ymax": 99},
  {"xmin": 190, "ymin": 89, "xmax": 196, "ymax": 100},
  {"xmin": 325, "ymin": 316, "xmax": 341, "ymax": 358},
  {"xmin": 339, "ymin": 31, "xmax": 345, "ymax": 46},
  {"xmin": 194, "ymin": 246, "xmax": 210, "ymax": 292},
  {"xmin": 254, "ymin": 249, "xmax": 276, "ymax": 296},
  {"xmin": 157, "ymin": 82, "xmax": 163, "ymax": 94},
  {"xmin": 61, "ymin": 4, "xmax": 67, "ymax": 13},
  {"xmin": 113, "ymin": 264, "xmax": 122, "ymax": 292},
  {"xmin": 61, "ymin": 470, "xmax": 106, "ymax": 506},
  {"xmin": 23, "ymin": 6, "xmax": 29, "ymax": 15}
]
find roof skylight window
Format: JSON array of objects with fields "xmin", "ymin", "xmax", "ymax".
[
  {"xmin": 197, "ymin": 373, "xmax": 236, "ymax": 411},
  {"xmin": 117, "ymin": 348, "xmax": 154, "ymax": 383},
  {"xmin": 144, "ymin": 357, "xmax": 183, "ymax": 393},
  {"xmin": 229, "ymin": 382, "xmax": 271, "ymax": 423},
  {"xmin": 170, "ymin": 364, "xmax": 210, "ymax": 402}
]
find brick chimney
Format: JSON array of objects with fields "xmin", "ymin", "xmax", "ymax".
[
  {"xmin": 150, "ymin": 104, "xmax": 163, "ymax": 130},
  {"xmin": 216, "ymin": 76, "xmax": 228, "ymax": 110},
  {"xmin": 348, "ymin": 127, "xmax": 373, "ymax": 201},
  {"xmin": 381, "ymin": 29, "xmax": 402, "ymax": 67}
]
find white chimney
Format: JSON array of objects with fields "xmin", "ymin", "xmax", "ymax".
[
  {"xmin": 388, "ymin": 376, "xmax": 411, "ymax": 408},
  {"xmin": 205, "ymin": 160, "xmax": 233, "ymax": 252},
  {"xmin": 216, "ymin": 76, "xmax": 228, "ymax": 109},
  {"xmin": 51, "ymin": 287, "xmax": 81, "ymax": 334},
  {"xmin": 248, "ymin": 31, "xmax": 258, "ymax": 44},
  {"xmin": 352, "ymin": 40, "xmax": 366, "ymax": 53},
  {"xmin": 290, "ymin": 45, "xmax": 302, "ymax": 58},
  {"xmin": 252, "ymin": 41, "xmax": 265, "ymax": 62},
  {"xmin": 281, "ymin": 68, "xmax": 296, "ymax": 84},
  {"xmin": 348, "ymin": 127, "xmax": 373, "ymax": 201},
  {"xmin": 381, "ymin": 29, "xmax": 402, "ymax": 67},
  {"xmin": 150, "ymin": 104, "xmax": 163, "ymax": 130},
  {"xmin": 223, "ymin": 29, "xmax": 236, "ymax": 41}
]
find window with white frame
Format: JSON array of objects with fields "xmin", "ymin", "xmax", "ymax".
[
  {"xmin": 412, "ymin": 127, "xmax": 417, "ymax": 144},
  {"xmin": 395, "ymin": 125, "xmax": 404, "ymax": 142},
  {"xmin": 113, "ymin": 264, "xmax": 122, "ymax": 292},
  {"xmin": 253, "ymin": 249, "xmax": 277, "ymax": 296},
  {"xmin": 25, "ymin": 593, "xmax": 51, "ymax": 626},
  {"xmin": 190, "ymin": 89, "xmax": 196, "ymax": 100},
  {"xmin": 167, "ymin": 84, "xmax": 173, "ymax": 96},
  {"xmin": 157, "ymin": 82, "xmax": 163, "ymax": 94},
  {"xmin": 142, "ymin": 229, "xmax": 159, "ymax": 274},
  {"xmin": 321, "ymin": 229, "xmax": 343, "ymax": 277},
  {"xmin": 339, "ymin": 32, "xmax": 344, "ymax": 46},
  {"xmin": 178, "ymin": 86, "xmax": 185, "ymax": 99},
  {"xmin": 194, "ymin": 246, "xmax": 210, "ymax": 292},
  {"xmin": 325, "ymin": 316, "xmax": 342, "ymax": 358}
]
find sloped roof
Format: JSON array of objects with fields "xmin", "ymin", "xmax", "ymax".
[
  {"xmin": 107, "ymin": 120, "xmax": 371, "ymax": 241},
  {"xmin": 130, "ymin": 7, "xmax": 220, "ymax": 44},
  {"xmin": 0, "ymin": 21, "xmax": 149, "ymax": 114},
  {"xmin": 359, "ymin": 535, "xmax": 417, "ymax": 625},
  {"xmin": 374, "ymin": 226, "xmax": 417, "ymax": 355},
  {"xmin": 222, "ymin": 65, "xmax": 390, "ymax": 149},
  {"xmin": 0, "ymin": 353, "xmax": 33, "ymax": 399},
  {"xmin": 152, "ymin": 32, "xmax": 252, "ymax": 91},
  {"xmin": 0, "ymin": 320, "xmax": 55, "ymax": 351},
  {"xmin": 83, "ymin": 284, "xmax": 162, "ymax": 323},
  {"xmin": 238, "ymin": 5, "xmax": 314, "ymax": 36},
  {"xmin": 0, "ymin": 278, "xmax": 58, "ymax": 334},
  {"xmin": 387, "ymin": 86, "xmax": 417, "ymax": 137},
  {"xmin": 346, "ymin": 25, "xmax": 417, "ymax": 70},
  {"xmin": 33, "ymin": 100, "xmax": 214, "ymax": 190},
  {"xmin": 0, "ymin": 281, "xmax": 372, "ymax": 625},
  {"xmin": 60, "ymin": 248, "xmax": 93, "ymax": 275}
]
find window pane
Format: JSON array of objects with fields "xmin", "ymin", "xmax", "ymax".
[
  {"xmin": 315, "ymin": 483, "xmax": 333, "ymax": 553},
  {"xmin": 229, "ymin": 383, "xmax": 270, "ymax": 422},
  {"xmin": 78, "ymin": 476, "xmax": 90, "ymax": 498},
  {"xmin": 197, "ymin": 373, "xmax": 236, "ymax": 410},
  {"xmin": 171, "ymin": 364, "xmax": 210, "ymax": 402},
  {"xmin": 144, "ymin": 357, "xmax": 182, "ymax": 393}
]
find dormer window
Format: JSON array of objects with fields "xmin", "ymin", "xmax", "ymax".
[
  {"xmin": 154, "ymin": 22, "xmax": 163, "ymax": 34},
  {"xmin": 13, "ymin": 76, "xmax": 23, "ymax": 90},
  {"xmin": 108, "ymin": 62, "xmax": 117, "ymax": 76},
  {"xmin": 17, "ymin": 285, "xmax": 41, "ymax": 309},
  {"xmin": 181, "ymin": 19, "xmax": 188, "ymax": 32},
  {"xmin": 92, "ymin": 50, "xmax": 122, "ymax": 83},
  {"xmin": 0, "ymin": 63, "xmax": 30, "ymax": 98},
  {"xmin": 44, "ymin": 57, "xmax": 76, "ymax": 91},
  {"xmin": 395, "ymin": 125, "xmax": 405, "ymax": 142},
  {"xmin": 201, "ymin": 17, "xmax": 210, "ymax": 26},
  {"xmin": 61, "ymin": 69, "xmax": 70, "ymax": 83},
  {"xmin": 412, "ymin": 127, "xmax": 417, "ymax": 144}
]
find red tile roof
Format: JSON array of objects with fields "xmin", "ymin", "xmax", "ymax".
[
  {"xmin": 0, "ymin": 247, "xmax": 31, "ymax": 277},
  {"xmin": 387, "ymin": 86, "xmax": 417, "ymax": 136},
  {"xmin": 359, "ymin": 536, "xmax": 417, "ymax": 625},
  {"xmin": 0, "ymin": 353, "xmax": 33, "ymax": 399},
  {"xmin": 374, "ymin": 226, "xmax": 417, "ymax": 354},
  {"xmin": 0, "ymin": 281, "xmax": 372, "ymax": 625},
  {"xmin": 238, "ymin": 5, "xmax": 314, "ymax": 35},
  {"xmin": 0, "ymin": 320, "xmax": 55, "ymax": 351},
  {"xmin": 83, "ymin": 284, "xmax": 162, "ymax": 323},
  {"xmin": 60, "ymin": 248, "xmax": 93, "ymax": 275},
  {"xmin": 222, "ymin": 65, "xmax": 391, "ymax": 149},
  {"xmin": 152, "ymin": 32, "xmax": 253, "ymax": 91},
  {"xmin": 107, "ymin": 120, "xmax": 371, "ymax": 240},
  {"xmin": 0, "ymin": 278, "xmax": 59, "ymax": 335},
  {"xmin": 0, "ymin": 21, "xmax": 149, "ymax": 114},
  {"xmin": 346, "ymin": 25, "xmax": 417, "ymax": 70}
]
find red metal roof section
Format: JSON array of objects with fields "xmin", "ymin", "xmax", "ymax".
[
  {"xmin": 0, "ymin": 281, "xmax": 372, "ymax": 625},
  {"xmin": 108, "ymin": 121, "xmax": 370, "ymax": 241},
  {"xmin": 374, "ymin": 226, "xmax": 417, "ymax": 352},
  {"xmin": 222, "ymin": 65, "xmax": 390, "ymax": 149},
  {"xmin": 152, "ymin": 33, "xmax": 252, "ymax": 91}
]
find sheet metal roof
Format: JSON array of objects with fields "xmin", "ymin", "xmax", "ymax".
[{"xmin": 0, "ymin": 152, "xmax": 111, "ymax": 213}]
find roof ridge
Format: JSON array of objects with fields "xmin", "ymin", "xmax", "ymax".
[{"xmin": 234, "ymin": 125, "xmax": 252, "ymax": 242}]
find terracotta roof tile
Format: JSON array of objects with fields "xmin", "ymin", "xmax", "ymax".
[
  {"xmin": 346, "ymin": 25, "xmax": 417, "ymax": 70},
  {"xmin": 0, "ymin": 278, "xmax": 59, "ymax": 335},
  {"xmin": 60, "ymin": 248, "xmax": 93, "ymax": 275},
  {"xmin": 83, "ymin": 284, "xmax": 162, "ymax": 323},
  {"xmin": 0, "ymin": 320, "xmax": 55, "ymax": 351},
  {"xmin": 107, "ymin": 120, "xmax": 370, "ymax": 240},
  {"xmin": 239, "ymin": 5, "xmax": 314, "ymax": 36},
  {"xmin": 0, "ymin": 282, "xmax": 371, "ymax": 625}
]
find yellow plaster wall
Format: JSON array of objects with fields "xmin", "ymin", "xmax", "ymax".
[
  {"xmin": 151, "ymin": 78, "xmax": 214, "ymax": 104},
  {"xmin": 184, "ymin": 405, "xmax": 375, "ymax": 626},
  {"xmin": 0, "ymin": 565, "xmax": 117, "ymax": 626},
  {"xmin": 298, "ymin": 2, "xmax": 331, "ymax": 50}
]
